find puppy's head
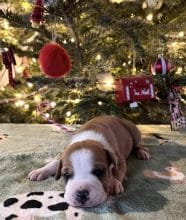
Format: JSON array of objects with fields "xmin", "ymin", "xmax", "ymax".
[{"xmin": 55, "ymin": 140, "xmax": 117, "ymax": 207}]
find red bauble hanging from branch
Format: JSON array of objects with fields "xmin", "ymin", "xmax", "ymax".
[
  {"xmin": 151, "ymin": 55, "xmax": 171, "ymax": 75},
  {"xmin": 30, "ymin": 0, "xmax": 44, "ymax": 25},
  {"xmin": 39, "ymin": 42, "xmax": 71, "ymax": 78}
]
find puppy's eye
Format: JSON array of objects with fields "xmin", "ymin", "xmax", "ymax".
[
  {"xmin": 92, "ymin": 168, "xmax": 105, "ymax": 178},
  {"xmin": 62, "ymin": 172, "xmax": 72, "ymax": 181}
]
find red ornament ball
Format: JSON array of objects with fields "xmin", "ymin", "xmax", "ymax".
[
  {"xmin": 39, "ymin": 42, "xmax": 71, "ymax": 78},
  {"xmin": 151, "ymin": 56, "xmax": 171, "ymax": 76}
]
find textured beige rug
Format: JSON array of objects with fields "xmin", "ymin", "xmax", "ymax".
[{"xmin": 0, "ymin": 124, "xmax": 185, "ymax": 220}]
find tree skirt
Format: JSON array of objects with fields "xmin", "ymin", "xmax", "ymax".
[{"xmin": 0, "ymin": 124, "xmax": 185, "ymax": 220}]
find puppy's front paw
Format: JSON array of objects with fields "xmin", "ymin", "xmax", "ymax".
[
  {"xmin": 109, "ymin": 178, "xmax": 124, "ymax": 195},
  {"xmin": 28, "ymin": 168, "xmax": 50, "ymax": 181}
]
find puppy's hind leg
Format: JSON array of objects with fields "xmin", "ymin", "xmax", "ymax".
[
  {"xmin": 121, "ymin": 119, "xmax": 151, "ymax": 160},
  {"xmin": 132, "ymin": 131, "xmax": 151, "ymax": 160}
]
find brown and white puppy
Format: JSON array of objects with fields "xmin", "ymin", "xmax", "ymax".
[{"xmin": 28, "ymin": 115, "xmax": 150, "ymax": 207}]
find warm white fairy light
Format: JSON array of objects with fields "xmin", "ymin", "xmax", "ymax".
[
  {"xmin": 146, "ymin": 13, "xmax": 153, "ymax": 21},
  {"xmin": 24, "ymin": 104, "xmax": 30, "ymax": 110},
  {"xmin": 44, "ymin": 113, "xmax": 50, "ymax": 119},
  {"xmin": 70, "ymin": 38, "xmax": 75, "ymax": 43},
  {"xmin": 178, "ymin": 31, "xmax": 184, "ymax": 37},
  {"xmin": 63, "ymin": 40, "xmax": 67, "ymax": 44},
  {"xmin": 15, "ymin": 100, "xmax": 25, "ymax": 107},
  {"xmin": 176, "ymin": 67, "xmax": 183, "ymax": 74},
  {"xmin": 128, "ymin": 60, "xmax": 132, "ymax": 65},
  {"xmin": 110, "ymin": 0, "xmax": 125, "ymax": 3},
  {"xmin": 50, "ymin": 101, "xmax": 57, "ymax": 108},
  {"xmin": 95, "ymin": 54, "xmax": 101, "ymax": 61},
  {"xmin": 32, "ymin": 110, "xmax": 37, "ymax": 117},
  {"xmin": 122, "ymin": 62, "xmax": 126, "ymax": 67},
  {"xmin": 142, "ymin": 1, "xmax": 147, "ymax": 9},
  {"xmin": 66, "ymin": 111, "xmax": 72, "ymax": 117},
  {"xmin": 31, "ymin": 56, "xmax": 36, "ymax": 62},
  {"xmin": 71, "ymin": 89, "xmax": 83, "ymax": 95},
  {"xmin": 74, "ymin": 99, "xmax": 80, "ymax": 104},
  {"xmin": 21, "ymin": 1, "xmax": 32, "ymax": 12},
  {"xmin": 34, "ymin": 94, "xmax": 41, "ymax": 103},
  {"xmin": 15, "ymin": 93, "xmax": 23, "ymax": 99},
  {"xmin": 3, "ymin": 19, "xmax": 9, "ymax": 29},
  {"xmin": 98, "ymin": 101, "xmax": 103, "ymax": 106},
  {"xmin": 27, "ymin": 82, "xmax": 34, "ymax": 88}
]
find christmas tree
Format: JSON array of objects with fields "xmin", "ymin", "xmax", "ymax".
[{"xmin": 0, "ymin": 0, "xmax": 185, "ymax": 128}]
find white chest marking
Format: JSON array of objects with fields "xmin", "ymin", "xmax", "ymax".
[{"xmin": 70, "ymin": 149, "xmax": 93, "ymax": 178}]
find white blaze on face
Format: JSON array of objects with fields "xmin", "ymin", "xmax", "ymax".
[
  {"xmin": 64, "ymin": 149, "xmax": 107, "ymax": 207},
  {"xmin": 71, "ymin": 149, "xmax": 93, "ymax": 178}
]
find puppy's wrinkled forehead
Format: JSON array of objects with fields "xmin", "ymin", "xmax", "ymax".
[{"xmin": 62, "ymin": 140, "xmax": 108, "ymax": 168}]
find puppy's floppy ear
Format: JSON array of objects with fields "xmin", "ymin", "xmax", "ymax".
[
  {"xmin": 105, "ymin": 150, "xmax": 118, "ymax": 169},
  {"xmin": 55, "ymin": 160, "xmax": 62, "ymax": 180}
]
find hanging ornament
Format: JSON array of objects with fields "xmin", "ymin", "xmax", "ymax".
[
  {"xmin": 1, "ymin": 48, "xmax": 16, "ymax": 87},
  {"xmin": 30, "ymin": 0, "xmax": 44, "ymax": 26},
  {"xmin": 115, "ymin": 75, "xmax": 155, "ymax": 104},
  {"xmin": 146, "ymin": 0, "xmax": 164, "ymax": 10},
  {"xmin": 168, "ymin": 87, "xmax": 186, "ymax": 131},
  {"xmin": 151, "ymin": 55, "xmax": 171, "ymax": 76},
  {"xmin": 96, "ymin": 72, "xmax": 114, "ymax": 91},
  {"xmin": 39, "ymin": 42, "xmax": 71, "ymax": 78},
  {"xmin": 21, "ymin": 57, "xmax": 30, "ymax": 79}
]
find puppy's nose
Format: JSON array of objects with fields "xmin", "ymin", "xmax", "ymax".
[{"xmin": 75, "ymin": 189, "xmax": 89, "ymax": 204}]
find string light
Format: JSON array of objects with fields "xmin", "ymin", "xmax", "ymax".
[
  {"xmin": 66, "ymin": 111, "xmax": 72, "ymax": 117},
  {"xmin": 24, "ymin": 104, "xmax": 30, "ymax": 110},
  {"xmin": 70, "ymin": 38, "xmax": 75, "ymax": 43},
  {"xmin": 34, "ymin": 94, "xmax": 41, "ymax": 103},
  {"xmin": 110, "ymin": 0, "xmax": 125, "ymax": 3},
  {"xmin": 3, "ymin": 19, "xmax": 9, "ymax": 29},
  {"xmin": 98, "ymin": 101, "xmax": 103, "ymax": 106},
  {"xmin": 146, "ymin": 13, "xmax": 153, "ymax": 21},
  {"xmin": 122, "ymin": 62, "xmax": 126, "ymax": 67},
  {"xmin": 21, "ymin": 2, "xmax": 32, "ymax": 12},
  {"xmin": 176, "ymin": 67, "xmax": 183, "ymax": 74},
  {"xmin": 74, "ymin": 99, "xmax": 80, "ymax": 104},
  {"xmin": 32, "ymin": 110, "xmax": 37, "ymax": 117},
  {"xmin": 44, "ymin": 113, "xmax": 50, "ymax": 119},
  {"xmin": 178, "ymin": 31, "xmax": 184, "ymax": 37},
  {"xmin": 142, "ymin": 1, "xmax": 147, "ymax": 9},
  {"xmin": 15, "ymin": 100, "xmax": 25, "ymax": 107},
  {"xmin": 32, "ymin": 58, "xmax": 37, "ymax": 63},
  {"xmin": 27, "ymin": 82, "xmax": 34, "ymax": 88},
  {"xmin": 95, "ymin": 54, "xmax": 101, "ymax": 61},
  {"xmin": 50, "ymin": 101, "xmax": 57, "ymax": 108},
  {"xmin": 15, "ymin": 93, "xmax": 23, "ymax": 99}
]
